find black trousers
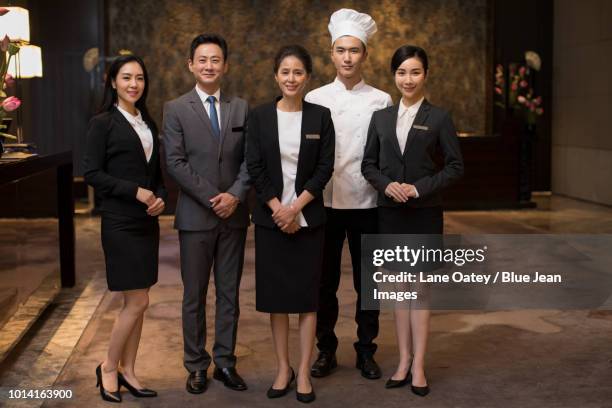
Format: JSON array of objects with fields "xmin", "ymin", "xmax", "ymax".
[{"xmin": 316, "ymin": 207, "xmax": 379, "ymax": 356}]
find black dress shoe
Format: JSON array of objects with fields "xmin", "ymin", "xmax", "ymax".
[
  {"xmin": 356, "ymin": 354, "xmax": 381, "ymax": 379},
  {"xmin": 186, "ymin": 370, "xmax": 208, "ymax": 394},
  {"xmin": 385, "ymin": 372, "xmax": 411, "ymax": 389},
  {"xmin": 411, "ymin": 384, "xmax": 430, "ymax": 397},
  {"xmin": 118, "ymin": 372, "xmax": 157, "ymax": 397},
  {"xmin": 295, "ymin": 377, "xmax": 316, "ymax": 404},
  {"xmin": 310, "ymin": 352, "xmax": 337, "ymax": 378},
  {"xmin": 96, "ymin": 364, "xmax": 121, "ymax": 403},
  {"xmin": 267, "ymin": 367, "xmax": 295, "ymax": 398},
  {"xmin": 213, "ymin": 367, "xmax": 248, "ymax": 391}
]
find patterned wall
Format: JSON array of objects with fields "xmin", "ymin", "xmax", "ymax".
[{"xmin": 108, "ymin": 0, "xmax": 489, "ymax": 134}]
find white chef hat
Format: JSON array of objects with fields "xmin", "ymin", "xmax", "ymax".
[{"xmin": 328, "ymin": 8, "xmax": 378, "ymax": 46}]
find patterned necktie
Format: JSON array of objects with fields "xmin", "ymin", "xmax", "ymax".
[{"xmin": 206, "ymin": 95, "xmax": 220, "ymax": 140}]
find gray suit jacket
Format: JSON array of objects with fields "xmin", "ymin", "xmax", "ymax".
[{"xmin": 162, "ymin": 88, "xmax": 250, "ymax": 230}]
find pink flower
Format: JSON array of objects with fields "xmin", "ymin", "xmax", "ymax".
[
  {"xmin": 517, "ymin": 95, "xmax": 526, "ymax": 104},
  {"xmin": 2, "ymin": 96, "xmax": 21, "ymax": 112},
  {"xmin": 519, "ymin": 66, "xmax": 526, "ymax": 76},
  {"xmin": 495, "ymin": 87, "xmax": 503, "ymax": 95},
  {"xmin": 0, "ymin": 8, "xmax": 9, "ymax": 16},
  {"xmin": 0, "ymin": 35, "xmax": 9, "ymax": 53},
  {"xmin": 4, "ymin": 73, "xmax": 15, "ymax": 87},
  {"xmin": 534, "ymin": 96, "xmax": 542, "ymax": 106},
  {"xmin": 511, "ymin": 82, "xmax": 518, "ymax": 91},
  {"xmin": 520, "ymin": 80, "xmax": 528, "ymax": 88}
]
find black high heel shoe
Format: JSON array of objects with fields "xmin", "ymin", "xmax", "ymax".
[
  {"xmin": 411, "ymin": 367, "xmax": 430, "ymax": 397},
  {"xmin": 118, "ymin": 372, "xmax": 157, "ymax": 398},
  {"xmin": 295, "ymin": 376, "xmax": 316, "ymax": 404},
  {"xmin": 267, "ymin": 367, "xmax": 295, "ymax": 398},
  {"xmin": 385, "ymin": 370, "xmax": 411, "ymax": 389},
  {"xmin": 96, "ymin": 364, "xmax": 121, "ymax": 403}
]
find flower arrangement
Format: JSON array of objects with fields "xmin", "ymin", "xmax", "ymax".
[
  {"xmin": 0, "ymin": 7, "xmax": 22, "ymax": 141},
  {"xmin": 495, "ymin": 50, "xmax": 544, "ymax": 127}
]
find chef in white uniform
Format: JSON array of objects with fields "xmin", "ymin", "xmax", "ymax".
[{"xmin": 305, "ymin": 8, "xmax": 392, "ymax": 380}]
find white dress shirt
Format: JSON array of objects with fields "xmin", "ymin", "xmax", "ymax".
[
  {"xmin": 396, "ymin": 97, "xmax": 424, "ymax": 198},
  {"xmin": 396, "ymin": 97, "xmax": 424, "ymax": 154},
  {"xmin": 195, "ymin": 85, "xmax": 221, "ymax": 129},
  {"xmin": 305, "ymin": 77, "xmax": 393, "ymax": 209},
  {"xmin": 277, "ymin": 109, "xmax": 308, "ymax": 227},
  {"xmin": 116, "ymin": 104, "xmax": 153, "ymax": 162}
]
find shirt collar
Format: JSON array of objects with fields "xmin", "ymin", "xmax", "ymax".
[
  {"xmin": 333, "ymin": 76, "xmax": 366, "ymax": 92},
  {"xmin": 398, "ymin": 97, "xmax": 425, "ymax": 118},
  {"xmin": 115, "ymin": 104, "xmax": 144, "ymax": 126},
  {"xmin": 195, "ymin": 85, "xmax": 221, "ymax": 103}
]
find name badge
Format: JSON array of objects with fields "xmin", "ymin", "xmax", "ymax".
[
  {"xmin": 413, "ymin": 125, "xmax": 429, "ymax": 131},
  {"xmin": 305, "ymin": 134, "xmax": 320, "ymax": 139}
]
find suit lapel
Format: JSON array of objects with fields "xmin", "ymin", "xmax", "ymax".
[
  {"xmin": 269, "ymin": 100, "xmax": 283, "ymax": 193},
  {"xmin": 295, "ymin": 101, "xmax": 314, "ymax": 184},
  {"xmin": 112, "ymin": 108, "xmax": 148, "ymax": 167},
  {"xmin": 187, "ymin": 89, "xmax": 218, "ymax": 146},
  {"xmin": 402, "ymin": 100, "xmax": 431, "ymax": 158},
  {"xmin": 387, "ymin": 104, "xmax": 403, "ymax": 160},
  {"xmin": 219, "ymin": 91, "xmax": 232, "ymax": 145}
]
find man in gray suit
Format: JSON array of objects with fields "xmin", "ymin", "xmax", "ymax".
[{"xmin": 163, "ymin": 33, "xmax": 250, "ymax": 394}]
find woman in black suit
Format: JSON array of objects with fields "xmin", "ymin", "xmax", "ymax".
[
  {"xmin": 246, "ymin": 45, "xmax": 334, "ymax": 403},
  {"xmin": 84, "ymin": 55, "xmax": 166, "ymax": 402},
  {"xmin": 362, "ymin": 45, "xmax": 463, "ymax": 397}
]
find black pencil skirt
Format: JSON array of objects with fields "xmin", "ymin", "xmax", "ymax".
[
  {"xmin": 101, "ymin": 212, "xmax": 159, "ymax": 291},
  {"xmin": 254, "ymin": 224, "xmax": 325, "ymax": 313}
]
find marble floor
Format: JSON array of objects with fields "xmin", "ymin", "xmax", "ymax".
[{"xmin": 1, "ymin": 195, "xmax": 612, "ymax": 407}]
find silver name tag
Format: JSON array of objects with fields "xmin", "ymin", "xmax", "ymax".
[
  {"xmin": 305, "ymin": 134, "xmax": 320, "ymax": 139},
  {"xmin": 413, "ymin": 125, "xmax": 429, "ymax": 130}
]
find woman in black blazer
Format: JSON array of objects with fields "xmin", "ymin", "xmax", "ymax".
[
  {"xmin": 246, "ymin": 45, "xmax": 334, "ymax": 403},
  {"xmin": 362, "ymin": 45, "xmax": 464, "ymax": 397},
  {"xmin": 84, "ymin": 55, "xmax": 166, "ymax": 402}
]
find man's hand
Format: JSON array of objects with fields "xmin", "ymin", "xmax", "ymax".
[
  {"xmin": 210, "ymin": 192, "xmax": 239, "ymax": 219},
  {"xmin": 147, "ymin": 198, "xmax": 165, "ymax": 216}
]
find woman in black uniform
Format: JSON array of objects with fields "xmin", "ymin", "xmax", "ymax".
[
  {"xmin": 246, "ymin": 45, "xmax": 335, "ymax": 403},
  {"xmin": 84, "ymin": 54, "xmax": 166, "ymax": 402},
  {"xmin": 362, "ymin": 45, "xmax": 464, "ymax": 397}
]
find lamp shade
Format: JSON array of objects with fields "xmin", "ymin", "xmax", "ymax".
[
  {"xmin": 0, "ymin": 7, "xmax": 30, "ymax": 43},
  {"xmin": 8, "ymin": 44, "xmax": 43, "ymax": 78}
]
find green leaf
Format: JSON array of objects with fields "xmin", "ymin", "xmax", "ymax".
[{"xmin": 8, "ymin": 43, "xmax": 20, "ymax": 56}]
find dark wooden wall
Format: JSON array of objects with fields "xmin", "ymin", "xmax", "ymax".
[
  {"xmin": 14, "ymin": 0, "xmax": 553, "ymax": 210},
  {"xmin": 27, "ymin": 0, "xmax": 105, "ymax": 176}
]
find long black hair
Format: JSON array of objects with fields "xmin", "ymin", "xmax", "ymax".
[{"xmin": 98, "ymin": 54, "xmax": 156, "ymax": 132}]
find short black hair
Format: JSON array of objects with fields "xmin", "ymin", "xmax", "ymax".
[
  {"xmin": 189, "ymin": 33, "xmax": 228, "ymax": 61},
  {"xmin": 391, "ymin": 45, "xmax": 429, "ymax": 74},
  {"xmin": 273, "ymin": 44, "xmax": 313, "ymax": 74}
]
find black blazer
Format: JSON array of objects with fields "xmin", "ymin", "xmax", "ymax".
[
  {"xmin": 246, "ymin": 99, "xmax": 335, "ymax": 228},
  {"xmin": 84, "ymin": 106, "xmax": 167, "ymax": 218},
  {"xmin": 362, "ymin": 99, "xmax": 463, "ymax": 208}
]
